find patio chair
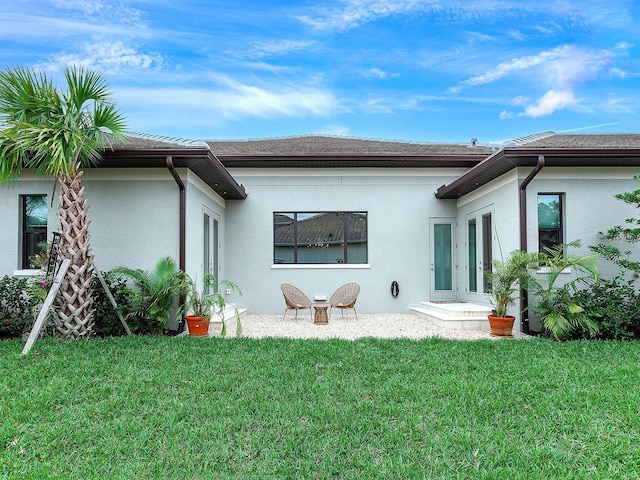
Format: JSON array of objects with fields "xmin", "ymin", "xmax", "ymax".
[
  {"xmin": 280, "ymin": 284, "xmax": 313, "ymax": 320},
  {"xmin": 329, "ymin": 282, "xmax": 360, "ymax": 319}
]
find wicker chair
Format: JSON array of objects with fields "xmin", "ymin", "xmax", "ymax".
[
  {"xmin": 329, "ymin": 282, "xmax": 360, "ymax": 319},
  {"xmin": 280, "ymin": 284, "xmax": 313, "ymax": 320}
]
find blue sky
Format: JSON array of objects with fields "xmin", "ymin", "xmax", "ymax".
[{"xmin": 1, "ymin": 1, "xmax": 638, "ymax": 143}]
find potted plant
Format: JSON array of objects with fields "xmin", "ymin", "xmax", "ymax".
[
  {"xmin": 486, "ymin": 249, "xmax": 543, "ymax": 336},
  {"xmin": 181, "ymin": 273, "xmax": 242, "ymax": 337}
]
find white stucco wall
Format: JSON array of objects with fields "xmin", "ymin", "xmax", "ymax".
[
  {"xmin": 0, "ymin": 173, "xmax": 59, "ymax": 274},
  {"xmin": 453, "ymin": 166, "xmax": 640, "ymax": 331},
  {"xmin": 224, "ymin": 167, "xmax": 463, "ymax": 315},
  {"xmin": 183, "ymin": 170, "xmax": 229, "ymax": 291},
  {"xmin": 82, "ymin": 169, "xmax": 181, "ymax": 271},
  {"xmin": 0, "ymin": 168, "xmax": 218, "ymax": 277}
]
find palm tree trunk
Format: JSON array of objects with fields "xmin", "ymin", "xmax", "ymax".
[{"xmin": 54, "ymin": 171, "xmax": 95, "ymax": 338}]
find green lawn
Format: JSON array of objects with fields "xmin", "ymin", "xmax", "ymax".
[{"xmin": 1, "ymin": 336, "xmax": 639, "ymax": 479}]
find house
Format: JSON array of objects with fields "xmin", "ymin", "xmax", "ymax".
[{"xmin": 2, "ymin": 132, "xmax": 639, "ymax": 332}]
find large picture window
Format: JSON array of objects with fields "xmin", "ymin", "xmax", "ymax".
[
  {"xmin": 22, "ymin": 195, "xmax": 48, "ymax": 269},
  {"xmin": 274, "ymin": 212, "xmax": 367, "ymax": 264},
  {"xmin": 538, "ymin": 193, "xmax": 563, "ymax": 254}
]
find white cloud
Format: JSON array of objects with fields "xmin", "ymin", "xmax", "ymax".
[
  {"xmin": 521, "ymin": 89, "xmax": 575, "ymax": 117},
  {"xmin": 317, "ymin": 125, "xmax": 352, "ymax": 136},
  {"xmin": 116, "ymin": 76, "xmax": 338, "ymax": 120},
  {"xmin": 38, "ymin": 40, "xmax": 164, "ymax": 74},
  {"xmin": 451, "ymin": 44, "xmax": 616, "ymax": 119},
  {"xmin": 511, "ymin": 96, "xmax": 530, "ymax": 106},
  {"xmin": 365, "ymin": 67, "xmax": 399, "ymax": 80},
  {"xmin": 454, "ymin": 45, "xmax": 614, "ymax": 92},
  {"xmin": 502, "ymin": 89, "xmax": 575, "ymax": 119},
  {"xmin": 248, "ymin": 39, "xmax": 313, "ymax": 58},
  {"xmin": 296, "ymin": 0, "xmax": 506, "ymax": 31},
  {"xmin": 609, "ymin": 67, "xmax": 628, "ymax": 79}
]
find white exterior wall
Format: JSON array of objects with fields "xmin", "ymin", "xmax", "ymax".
[
  {"xmin": 0, "ymin": 173, "xmax": 59, "ymax": 274},
  {"xmin": 224, "ymin": 167, "xmax": 463, "ymax": 314},
  {"xmin": 183, "ymin": 170, "xmax": 229, "ymax": 293},
  {"xmin": 82, "ymin": 169, "xmax": 181, "ymax": 271},
  {"xmin": 453, "ymin": 166, "xmax": 640, "ymax": 329},
  {"xmin": 0, "ymin": 168, "xmax": 226, "ymax": 278},
  {"xmin": 453, "ymin": 170, "xmax": 521, "ymax": 311},
  {"xmin": 524, "ymin": 167, "xmax": 640, "ymax": 280}
]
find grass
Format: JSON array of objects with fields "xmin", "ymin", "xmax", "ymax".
[{"xmin": 1, "ymin": 336, "xmax": 640, "ymax": 479}]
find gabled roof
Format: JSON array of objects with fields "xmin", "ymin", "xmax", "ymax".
[
  {"xmin": 435, "ymin": 133, "xmax": 640, "ymax": 199},
  {"xmin": 100, "ymin": 134, "xmax": 247, "ymax": 200}
]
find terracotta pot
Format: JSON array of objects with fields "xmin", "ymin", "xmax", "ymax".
[
  {"xmin": 488, "ymin": 314, "xmax": 515, "ymax": 337},
  {"xmin": 186, "ymin": 315, "xmax": 210, "ymax": 336}
]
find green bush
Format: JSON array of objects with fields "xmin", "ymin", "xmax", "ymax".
[
  {"xmin": 0, "ymin": 276, "xmax": 39, "ymax": 339},
  {"xmin": 91, "ymin": 272, "xmax": 136, "ymax": 337},
  {"xmin": 571, "ymin": 276, "xmax": 640, "ymax": 340}
]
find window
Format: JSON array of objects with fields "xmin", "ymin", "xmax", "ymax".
[
  {"xmin": 274, "ymin": 212, "xmax": 367, "ymax": 264},
  {"xmin": 538, "ymin": 193, "xmax": 563, "ymax": 254},
  {"xmin": 22, "ymin": 195, "xmax": 48, "ymax": 269}
]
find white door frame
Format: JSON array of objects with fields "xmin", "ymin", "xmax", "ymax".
[
  {"xmin": 464, "ymin": 206, "xmax": 494, "ymax": 303},
  {"xmin": 203, "ymin": 206, "xmax": 220, "ymax": 291},
  {"xmin": 429, "ymin": 217, "xmax": 457, "ymax": 300}
]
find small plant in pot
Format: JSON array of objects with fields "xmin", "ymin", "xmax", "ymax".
[
  {"xmin": 486, "ymin": 249, "xmax": 544, "ymax": 336},
  {"xmin": 181, "ymin": 273, "xmax": 242, "ymax": 337}
]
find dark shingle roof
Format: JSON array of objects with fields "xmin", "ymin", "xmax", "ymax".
[
  {"xmin": 206, "ymin": 135, "xmax": 492, "ymax": 156},
  {"xmin": 436, "ymin": 133, "xmax": 640, "ymax": 199},
  {"xmin": 521, "ymin": 133, "xmax": 640, "ymax": 148}
]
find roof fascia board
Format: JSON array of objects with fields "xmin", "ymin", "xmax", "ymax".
[
  {"xmin": 455, "ymin": 169, "xmax": 518, "ymax": 208},
  {"xmin": 101, "ymin": 148, "xmax": 247, "ymax": 200},
  {"xmin": 436, "ymin": 147, "xmax": 640, "ymax": 199}
]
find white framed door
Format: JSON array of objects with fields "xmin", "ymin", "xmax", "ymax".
[
  {"xmin": 429, "ymin": 218, "xmax": 456, "ymax": 300},
  {"xmin": 464, "ymin": 207, "xmax": 493, "ymax": 302},
  {"xmin": 203, "ymin": 206, "xmax": 220, "ymax": 293}
]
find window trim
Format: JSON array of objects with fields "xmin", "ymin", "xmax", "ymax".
[
  {"xmin": 537, "ymin": 193, "xmax": 564, "ymax": 255},
  {"xmin": 21, "ymin": 194, "xmax": 48, "ymax": 270},
  {"xmin": 273, "ymin": 211, "xmax": 368, "ymax": 265}
]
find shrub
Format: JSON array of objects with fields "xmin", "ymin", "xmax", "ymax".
[
  {"xmin": 0, "ymin": 276, "xmax": 39, "ymax": 339},
  {"xmin": 92, "ymin": 272, "xmax": 137, "ymax": 337},
  {"xmin": 571, "ymin": 276, "xmax": 640, "ymax": 340},
  {"xmin": 111, "ymin": 257, "xmax": 184, "ymax": 335}
]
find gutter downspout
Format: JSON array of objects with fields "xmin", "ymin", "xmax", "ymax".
[
  {"xmin": 519, "ymin": 155, "xmax": 545, "ymax": 333},
  {"xmin": 166, "ymin": 156, "xmax": 187, "ymax": 332}
]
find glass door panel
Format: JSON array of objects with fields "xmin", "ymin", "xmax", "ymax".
[{"xmin": 430, "ymin": 218, "xmax": 456, "ymax": 300}]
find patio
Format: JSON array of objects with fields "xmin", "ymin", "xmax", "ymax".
[{"xmin": 218, "ymin": 312, "xmax": 530, "ymax": 340}]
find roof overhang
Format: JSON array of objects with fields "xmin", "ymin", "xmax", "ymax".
[
  {"xmin": 217, "ymin": 154, "xmax": 483, "ymax": 169},
  {"xmin": 101, "ymin": 148, "xmax": 247, "ymax": 200},
  {"xmin": 435, "ymin": 148, "xmax": 640, "ymax": 199}
]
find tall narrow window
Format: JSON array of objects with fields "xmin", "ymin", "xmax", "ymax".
[
  {"xmin": 434, "ymin": 223, "xmax": 452, "ymax": 290},
  {"xmin": 482, "ymin": 214, "xmax": 492, "ymax": 292},
  {"xmin": 468, "ymin": 219, "xmax": 477, "ymax": 292},
  {"xmin": 538, "ymin": 194, "xmax": 563, "ymax": 254},
  {"xmin": 274, "ymin": 212, "xmax": 367, "ymax": 264},
  {"xmin": 22, "ymin": 195, "xmax": 47, "ymax": 269}
]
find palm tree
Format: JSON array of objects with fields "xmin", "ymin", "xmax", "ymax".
[{"xmin": 0, "ymin": 66, "xmax": 128, "ymax": 338}]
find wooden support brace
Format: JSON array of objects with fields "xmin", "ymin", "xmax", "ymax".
[
  {"xmin": 22, "ymin": 259, "xmax": 71, "ymax": 355},
  {"xmin": 93, "ymin": 262, "xmax": 132, "ymax": 336}
]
